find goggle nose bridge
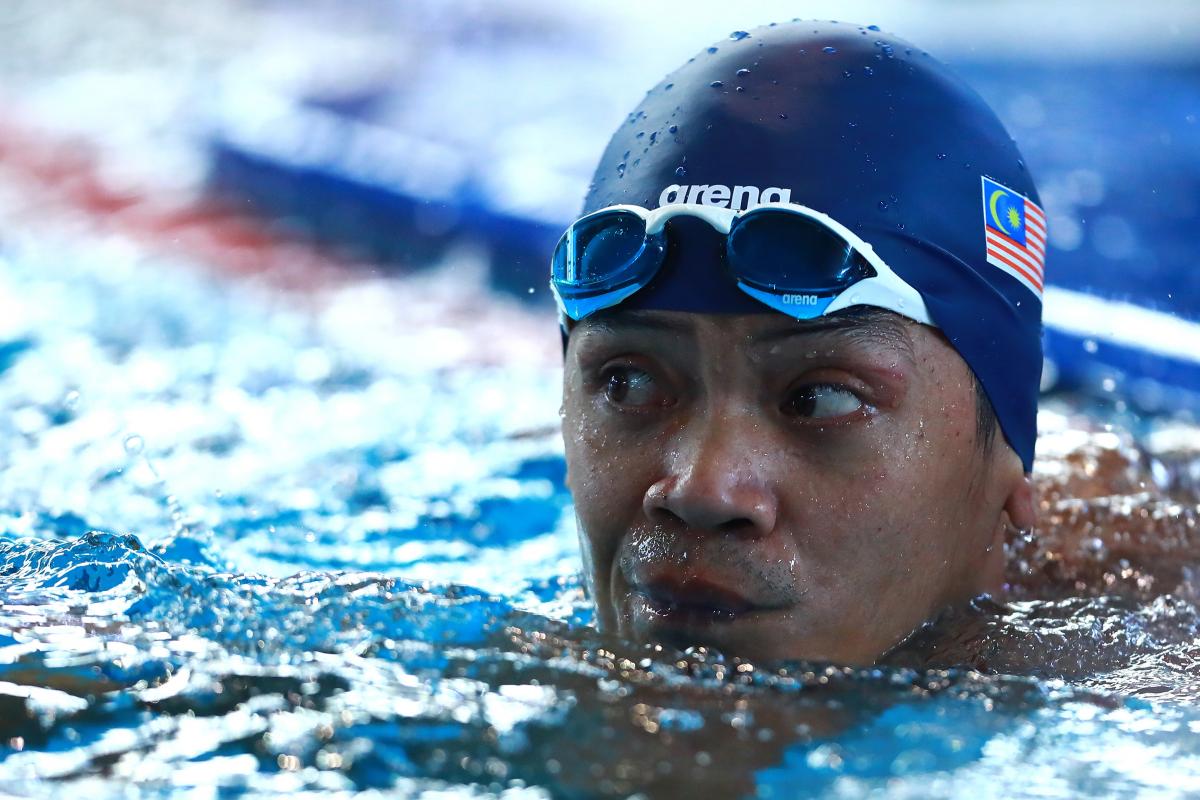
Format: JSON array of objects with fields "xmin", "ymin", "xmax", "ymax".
[{"xmin": 640, "ymin": 203, "xmax": 739, "ymax": 236}]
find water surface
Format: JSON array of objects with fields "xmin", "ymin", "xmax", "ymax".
[{"xmin": 1, "ymin": 233, "xmax": 1199, "ymax": 798}]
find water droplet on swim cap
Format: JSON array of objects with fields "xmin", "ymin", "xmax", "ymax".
[
  {"xmin": 730, "ymin": 30, "xmax": 751, "ymax": 40},
  {"xmin": 708, "ymin": 46, "xmax": 719, "ymax": 54},
  {"xmin": 710, "ymin": 80, "xmax": 724, "ymax": 88},
  {"xmin": 867, "ymin": 24, "xmax": 881, "ymax": 31},
  {"xmin": 823, "ymin": 46, "xmax": 837, "ymax": 54},
  {"xmin": 736, "ymin": 68, "xmax": 751, "ymax": 77}
]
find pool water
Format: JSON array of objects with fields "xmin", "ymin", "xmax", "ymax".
[{"xmin": 2, "ymin": 230, "xmax": 1200, "ymax": 799}]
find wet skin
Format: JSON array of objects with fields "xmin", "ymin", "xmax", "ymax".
[{"xmin": 561, "ymin": 309, "xmax": 1036, "ymax": 665}]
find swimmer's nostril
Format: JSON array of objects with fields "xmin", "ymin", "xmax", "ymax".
[
  {"xmin": 646, "ymin": 505, "xmax": 686, "ymax": 527},
  {"xmin": 717, "ymin": 518, "xmax": 759, "ymax": 536}
]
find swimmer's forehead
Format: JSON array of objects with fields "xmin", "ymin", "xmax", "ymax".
[{"xmin": 571, "ymin": 308, "xmax": 917, "ymax": 356}]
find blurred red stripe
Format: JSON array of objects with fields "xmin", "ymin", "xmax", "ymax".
[{"xmin": 0, "ymin": 114, "xmax": 364, "ymax": 291}]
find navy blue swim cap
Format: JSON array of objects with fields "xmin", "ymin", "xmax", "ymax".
[{"xmin": 581, "ymin": 20, "xmax": 1045, "ymax": 471}]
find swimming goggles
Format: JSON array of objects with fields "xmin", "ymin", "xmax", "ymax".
[{"xmin": 549, "ymin": 202, "xmax": 933, "ymax": 325}]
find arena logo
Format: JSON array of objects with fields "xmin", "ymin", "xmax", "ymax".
[
  {"xmin": 658, "ymin": 183, "xmax": 793, "ymax": 210},
  {"xmin": 781, "ymin": 293, "xmax": 820, "ymax": 305}
]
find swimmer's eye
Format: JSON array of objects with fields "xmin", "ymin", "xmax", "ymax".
[
  {"xmin": 783, "ymin": 383, "xmax": 863, "ymax": 419},
  {"xmin": 601, "ymin": 365, "xmax": 667, "ymax": 408}
]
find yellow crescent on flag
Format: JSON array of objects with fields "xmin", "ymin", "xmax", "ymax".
[{"xmin": 988, "ymin": 189, "xmax": 1010, "ymax": 235}]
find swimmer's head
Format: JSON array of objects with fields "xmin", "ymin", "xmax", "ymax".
[
  {"xmin": 563, "ymin": 20, "xmax": 1044, "ymax": 471},
  {"xmin": 558, "ymin": 21, "xmax": 1042, "ymax": 664}
]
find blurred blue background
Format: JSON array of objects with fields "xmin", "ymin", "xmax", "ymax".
[{"xmin": 1, "ymin": 0, "xmax": 1198, "ymax": 410}]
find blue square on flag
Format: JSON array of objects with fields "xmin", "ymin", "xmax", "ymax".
[{"xmin": 982, "ymin": 176, "xmax": 1026, "ymax": 246}]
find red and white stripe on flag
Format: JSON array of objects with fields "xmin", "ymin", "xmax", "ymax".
[{"xmin": 985, "ymin": 198, "xmax": 1046, "ymax": 299}]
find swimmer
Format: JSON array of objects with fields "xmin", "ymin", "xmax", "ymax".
[{"xmin": 553, "ymin": 21, "xmax": 1047, "ymax": 665}]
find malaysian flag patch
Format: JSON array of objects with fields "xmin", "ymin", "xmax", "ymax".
[{"xmin": 981, "ymin": 176, "xmax": 1046, "ymax": 298}]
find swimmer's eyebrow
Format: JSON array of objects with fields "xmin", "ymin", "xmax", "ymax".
[
  {"xmin": 579, "ymin": 311, "xmax": 691, "ymax": 337},
  {"xmin": 753, "ymin": 310, "xmax": 916, "ymax": 357},
  {"xmin": 583, "ymin": 308, "xmax": 915, "ymax": 355},
  {"xmin": 752, "ymin": 313, "xmax": 910, "ymax": 345}
]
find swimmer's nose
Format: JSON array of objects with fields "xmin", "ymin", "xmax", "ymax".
[{"xmin": 643, "ymin": 410, "xmax": 778, "ymax": 536}]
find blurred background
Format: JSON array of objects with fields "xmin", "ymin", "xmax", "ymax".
[
  {"xmin": 0, "ymin": 0, "xmax": 1198, "ymax": 409},
  {"xmin": 2, "ymin": 5, "xmax": 1199, "ymax": 794}
]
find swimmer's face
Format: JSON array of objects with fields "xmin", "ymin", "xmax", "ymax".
[{"xmin": 561, "ymin": 309, "xmax": 1035, "ymax": 665}]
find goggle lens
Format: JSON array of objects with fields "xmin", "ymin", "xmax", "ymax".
[
  {"xmin": 728, "ymin": 209, "xmax": 875, "ymax": 295},
  {"xmin": 553, "ymin": 210, "xmax": 652, "ymax": 290}
]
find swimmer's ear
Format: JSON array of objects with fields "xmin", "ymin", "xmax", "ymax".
[
  {"xmin": 558, "ymin": 400, "xmax": 574, "ymax": 490},
  {"xmin": 1003, "ymin": 475, "xmax": 1037, "ymax": 532}
]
